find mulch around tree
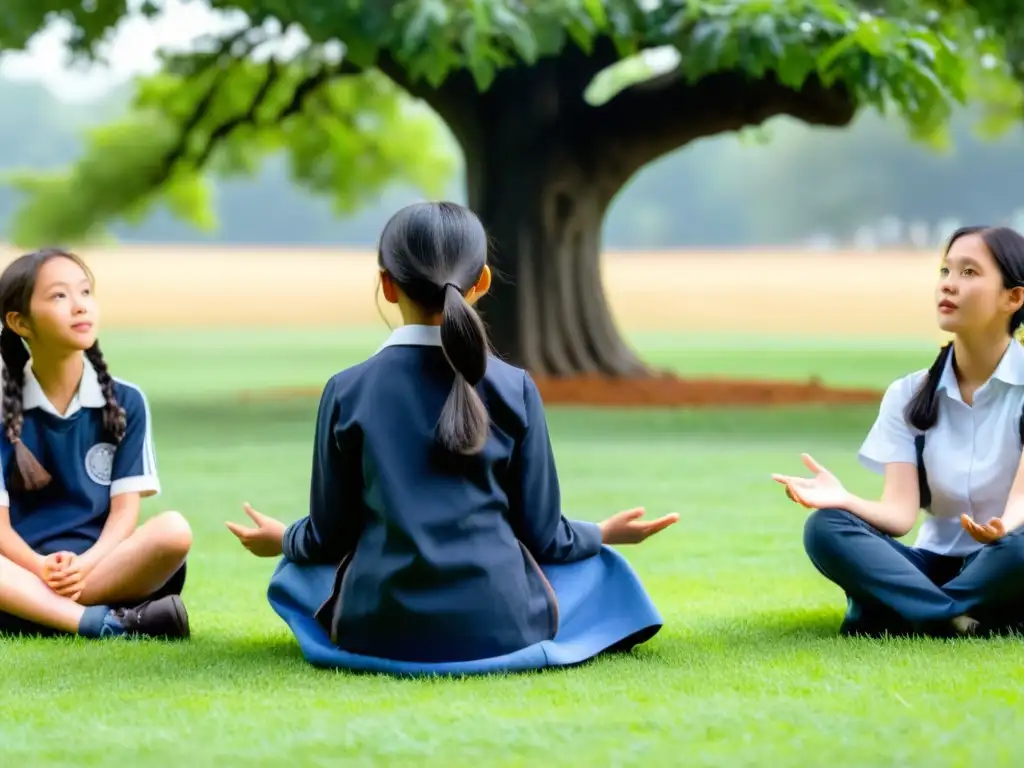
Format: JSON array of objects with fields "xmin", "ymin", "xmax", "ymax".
[
  {"xmin": 530, "ymin": 372, "xmax": 881, "ymax": 407},
  {"xmin": 240, "ymin": 372, "xmax": 882, "ymax": 407}
]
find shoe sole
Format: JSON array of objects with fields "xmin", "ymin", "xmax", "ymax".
[{"xmin": 168, "ymin": 595, "xmax": 190, "ymax": 640}]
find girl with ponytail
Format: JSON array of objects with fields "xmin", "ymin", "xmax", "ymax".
[
  {"xmin": 774, "ymin": 226, "xmax": 1024, "ymax": 638},
  {"xmin": 0, "ymin": 249, "xmax": 190, "ymax": 640},
  {"xmin": 227, "ymin": 202, "xmax": 677, "ymax": 673}
]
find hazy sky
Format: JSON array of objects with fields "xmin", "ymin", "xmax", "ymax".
[{"xmin": 0, "ymin": 0, "xmax": 235, "ymax": 102}]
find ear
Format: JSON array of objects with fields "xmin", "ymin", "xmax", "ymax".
[
  {"xmin": 379, "ymin": 270, "xmax": 399, "ymax": 305},
  {"xmin": 466, "ymin": 265, "xmax": 491, "ymax": 305},
  {"xmin": 1009, "ymin": 286, "xmax": 1024, "ymax": 314},
  {"xmin": 5, "ymin": 311, "xmax": 30, "ymax": 340}
]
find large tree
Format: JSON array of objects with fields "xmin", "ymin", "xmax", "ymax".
[{"xmin": 0, "ymin": 1, "xmax": 1019, "ymax": 376}]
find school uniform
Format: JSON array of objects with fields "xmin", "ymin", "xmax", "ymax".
[
  {"xmin": 0, "ymin": 358, "xmax": 185, "ymax": 635},
  {"xmin": 267, "ymin": 324, "xmax": 663, "ymax": 673},
  {"xmin": 804, "ymin": 340, "xmax": 1024, "ymax": 635}
]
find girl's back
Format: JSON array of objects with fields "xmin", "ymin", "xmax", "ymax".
[
  {"xmin": 231, "ymin": 202, "xmax": 676, "ymax": 669},
  {"xmin": 315, "ymin": 326, "xmax": 567, "ymax": 662}
]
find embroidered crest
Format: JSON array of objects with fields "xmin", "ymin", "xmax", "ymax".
[{"xmin": 84, "ymin": 442, "xmax": 116, "ymax": 486}]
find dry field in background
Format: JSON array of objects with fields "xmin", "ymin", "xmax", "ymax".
[{"xmin": 0, "ymin": 245, "xmax": 945, "ymax": 341}]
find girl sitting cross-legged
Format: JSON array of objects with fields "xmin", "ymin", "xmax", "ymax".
[
  {"xmin": 774, "ymin": 226, "xmax": 1024, "ymax": 638},
  {"xmin": 0, "ymin": 249, "xmax": 191, "ymax": 641},
  {"xmin": 227, "ymin": 202, "xmax": 676, "ymax": 674}
]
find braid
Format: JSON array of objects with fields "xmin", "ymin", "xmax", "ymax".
[
  {"xmin": 0, "ymin": 327, "xmax": 51, "ymax": 491},
  {"xmin": 0, "ymin": 328, "xmax": 28, "ymax": 445},
  {"xmin": 85, "ymin": 342, "xmax": 126, "ymax": 443}
]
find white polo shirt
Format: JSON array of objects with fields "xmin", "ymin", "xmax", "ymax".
[{"xmin": 858, "ymin": 340, "xmax": 1024, "ymax": 556}]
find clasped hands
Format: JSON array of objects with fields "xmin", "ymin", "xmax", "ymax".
[{"xmin": 36, "ymin": 551, "xmax": 92, "ymax": 602}]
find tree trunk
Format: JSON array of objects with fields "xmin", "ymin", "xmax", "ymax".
[
  {"xmin": 392, "ymin": 43, "xmax": 855, "ymax": 379},
  {"xmin": 466, "ymin": 121, "xmax": 647, "ymax": 378}
]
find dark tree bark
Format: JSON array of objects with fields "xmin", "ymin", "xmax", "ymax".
[
  {"xmin": 466, "ymin": 126, "xmax": 646, "ymax": 376},
  {"xmin": 381, "ymin": 46, "xmax": 857, "ymax": 377}
]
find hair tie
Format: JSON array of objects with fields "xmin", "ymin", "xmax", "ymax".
[{"xmin": 444, "ymin": 282, "xmax": 462, "ymax": 294}]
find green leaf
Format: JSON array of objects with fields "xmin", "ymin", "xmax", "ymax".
[
  {"xmin": 686, "ymin": 18, "xmax": 731, "ymax": 78},
  {"xmin": 493, "ymin": 7, "xmax": 538, "ymax": 63},
  {"xmin": 5, "ymin": 64, "xmax": 456, "ymax": 247},
  {"xmin": 817, "ymin": 34, "xmax": 860, "ymax": 74},
  {"xmin": 9, "ymin": 0, "xmax": 1024, "ymax": 249},
  {"xmin": 752, "ymin": 13, "xmax": 784, "ymax": 59}
]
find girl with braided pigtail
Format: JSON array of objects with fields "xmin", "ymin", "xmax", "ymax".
[{"xmin": 0, "ymin": 249, "xmax": 190, "ymax": 640}]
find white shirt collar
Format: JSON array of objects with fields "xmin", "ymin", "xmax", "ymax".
[
  {"xmin": 376, "ymin": 324, "xmax": 443, "ymax": 352},
  {"xmin": 938, "ymin": 339, "xmax": 1024, "ymax": 400},
  {"xmin": 21, "ymin": 357, "xmax": 106, "ymax": 418}
]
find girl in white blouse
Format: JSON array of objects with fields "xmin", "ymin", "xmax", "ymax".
[{"xmin": 773, "ymin": 226, "xmax": 1024, "ymax": 638}]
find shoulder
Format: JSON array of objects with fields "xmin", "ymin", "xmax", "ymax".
[
  {"xmin": 325, "ymin": 356, "xmax": 375, "ymax": 392},
  {"xmin": 317, "ymin": 358, "xmax": 378, "ymax": 415},
  {"xmin": 481, "ymin": 355, "xmax": 538, "ymax": 421},
  {"xmin": 879, "ymin": 369, "xmax": 928, "ymax": 412},
  {"xmin": 111, "ymin": 378, "xmax": 152, "ymax": 415},
  {"xmin": 484, "ymin": 354, "xmax": 529, "ymax": 387}
]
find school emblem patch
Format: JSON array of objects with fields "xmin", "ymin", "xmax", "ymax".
[{"xmin": 84, "ymin": 442, "xmax": 116, "ymax": 486}]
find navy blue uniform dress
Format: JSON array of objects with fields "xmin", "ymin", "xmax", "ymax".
[
  {"xmin": 267, "ymin": 325, "xmax": 663, "ymax": 674},
  {"xmin": 0, "ymin": 358, "xmax": 184, "ymax": 635}
]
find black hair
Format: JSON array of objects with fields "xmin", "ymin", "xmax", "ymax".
[
  {"xmin": 0, "ymin": 248, "xmax": 126, "ymax": 491},
  {"xmin": 904, "ymin": 225, "xmax": 1024, "ymax": 431},
  {"xmin": 377, "ymin": 202, "xmax": 490, "ymax": 455}
]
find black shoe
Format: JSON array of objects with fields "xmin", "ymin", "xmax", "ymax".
[{"xmin": 111, "ymin": 595, "xmax": 190, "ymax": 640}]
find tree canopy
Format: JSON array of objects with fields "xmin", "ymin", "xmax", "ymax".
[
  {"xmin": 4, "ymin": 0, "xmax": 1024, "ymax": 376},
  {"xmin": 0, "ymin": 0, "xmax": 1017, "ymax": 247}
]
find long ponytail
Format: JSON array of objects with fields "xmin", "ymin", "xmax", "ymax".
[
  {"xmin": 903, "ymin": 342, "xmax": 953, "ymax": 432},
  {"xmin": 436, "ymin": 282, "xmax": 489, "ymax": 454}
]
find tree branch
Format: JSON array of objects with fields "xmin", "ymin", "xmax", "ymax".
[
  {"xmin": 595, "ymin": 69, "xmax": 856, "ymax": 182},
  {"xmin": 191, "ymin": 57, "xmax": 282, "ymax": 168},
  {"xmin": 154, "ymin": 56, "xmax": 363, "ymax": 182}
]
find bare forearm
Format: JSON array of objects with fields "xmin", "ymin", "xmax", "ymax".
[
  {"xmin": 79, "ymin": 507, "xmax": 137, "ymax": 568},
  {"xmin": 0, "ymin": 525, "xmax": 43, "ymax": 576},
  {"xmin": 841, "ymin": 492, "xmax": 917, "ymax": 537}
]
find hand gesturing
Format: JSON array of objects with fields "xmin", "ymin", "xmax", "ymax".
[{"xmin": 772, "ymin": 454, "xmax": 848, "ymax": 511}]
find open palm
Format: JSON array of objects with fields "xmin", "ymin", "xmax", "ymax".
[{"xmin": 772, "ymin": 454, "xmax": 848, "ymax": 510}]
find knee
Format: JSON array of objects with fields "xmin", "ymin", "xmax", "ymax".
[
  {"xmin": 803, "ymin": 507, "xmax": 857, "ymax": 559},
  {"xmin": 994, "ymin": 527, "xmax": 1024, "ymax": 558},
  {"xmin": 151, "ymin": 510, "xmax": 193, "ymax": 559}
]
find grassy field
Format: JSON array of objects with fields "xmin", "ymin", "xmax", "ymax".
[{"xmin": 3, "ymin": 328, "xmax": 1021, "ymax": 768}]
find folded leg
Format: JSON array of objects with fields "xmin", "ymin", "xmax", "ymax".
[
  {"xmin": 942, "ymin": 528, "xmax": 1024, "ymax": 633},
  {"xmin": 803, "ymin": 508, "xmax": 963, "ymax": 633}
]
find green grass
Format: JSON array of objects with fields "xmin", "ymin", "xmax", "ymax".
[
  {"xmin": 97, "ymin": 326, "xmax": 940, "ymax": 399},
  {"xmin": 2, "ymin": 329, "xmax": 1016, "ymax": 768}
]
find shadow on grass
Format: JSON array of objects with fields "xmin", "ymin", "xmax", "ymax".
[{"xmin": 3, "ymin": 607, "xmax": 982, "ymax": 691}]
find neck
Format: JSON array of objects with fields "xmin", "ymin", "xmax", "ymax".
[
  {"xmin": 397, "ymin": 298, "xmax": 441, "ymax": 326},
  {"xmin": 952, "ymin": 331, "xmax": 1011, "ymax": 387},
  {"xmin": 29, "ymin": 347, "xmax": 84, "ymax": 413}
]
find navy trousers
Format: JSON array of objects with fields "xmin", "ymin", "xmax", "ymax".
[{"xmin": 804, "ymin": 508, "xmax": 1024, "ymax": 636}]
